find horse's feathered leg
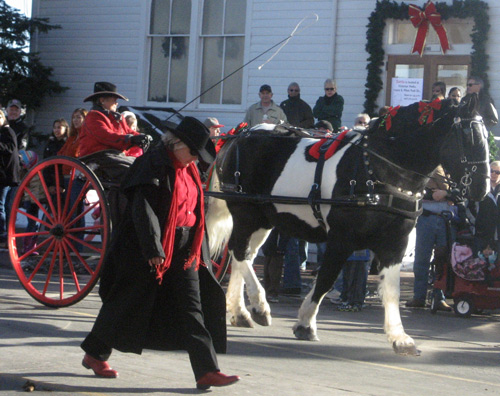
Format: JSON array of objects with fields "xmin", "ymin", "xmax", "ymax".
[
  {"xmin": 294, "ymin": 241, "xmax": 349, "ymax": 341},
  {"xmin": 226, "ymin": 259, "xmax": 254, "ymax": 328},
  {"xmin": 226, "ymin": 210, "xmax": 272, "ymax": 327},
  {"xmin": 379, "ymin": 264, "xmax": 420, "ymax": 356}
]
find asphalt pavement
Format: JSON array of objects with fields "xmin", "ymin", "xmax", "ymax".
[{"xmin": 1, "ymin": 249, "xmax": 500, "ymax": 396}]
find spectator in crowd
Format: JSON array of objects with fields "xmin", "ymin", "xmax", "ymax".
[
  {"xmin": 431, "ymin": 81, "xmax": 446, "ymax": 100},
  {"xmin": 466, "ymin": 76, "xmax": 498, "ymax": 129},
  {"xmin": 378, "ymin": 106, "xmax": 391, "ymax": 117},
  {"xmin": 203, "ymin": 117, "xmax": 224, "ymax": 137},
  {"xmin": 338, "ymin": 250, "xmax": 373, "ymax": 312},
  {"xmin": 121, "ymin": 111, "xmax": 138, "ymax": 132},
  {"xmin": 474, "ymin": 161, "xmax": 500, "ymax": 253},
  {"xmin": 6, "ymin": 99, "xmax": 29, "ymax": 151},
  {"xmin": 447, "ymin": 87, "xmax": 462, "ymax": 102},
  {"xmin": 313, "ymin": 79, "xmax": 344, "ymax": 132},
  {"xmin": 0, "ymin": 109, "xmax": 20, "ymax": 248},
  {"xmin": 280, "ymin": 82, "xmax": 314, "ymax": 128},
  {"xmin": 59, "ymin": 108, "xmax": 88, "ymax": 162},
  {"xmin": 4, "ymin": 99, "xmax": 29, "ymax": 230},
  {"xmin": 19, "ymin": 150, "xmax": 40, "ymax": 255},
  {"xmin": 353, "ymin": 113, "xmax": 370, "ymax": 129},
  {"xmin": 406, "ymin": 166, "xmax": 455, "ymax": 311},
  {"xmin": 80, "ymin": 117, "xmax": 239, "ymax": 390},
  {"xmin": 279, "ymin": 82, "xmax": 313, "ymax": 295},
  {"xmin": 261, "ymin": 228, "xmax": 286, "ymax": 303},
  {"xmin": 243, "ymin": 84, "xmax": 287, "ymax": 128}
]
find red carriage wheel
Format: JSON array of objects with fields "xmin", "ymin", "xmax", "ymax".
[
  {"xmin": 8, "ymin": 156, "xmax": 111, "ymax": 307},
  {"xmin": 211, "ymin": 243, "xmax": 231, "ymax": 282}
]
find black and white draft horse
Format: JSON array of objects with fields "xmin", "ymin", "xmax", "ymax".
[{"xmin": 206, "ymin": 94, "xmax": 489, "ymax": 355}]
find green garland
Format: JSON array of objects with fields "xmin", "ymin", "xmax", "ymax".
[{"xmin": 363, "ymin": 0, "xmax": 490, "ymax": 116}]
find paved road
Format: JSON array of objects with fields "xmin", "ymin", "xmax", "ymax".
[{"xmin": 1, "ymin": 252, "xmax": 500, "ymax": 395}]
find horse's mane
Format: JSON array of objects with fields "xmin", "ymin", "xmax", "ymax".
[{"xmin": 369, "ymin": 98, "xmax": 458, "ymax": 136}]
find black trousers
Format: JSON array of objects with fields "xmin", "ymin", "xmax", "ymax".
[{"xmin": 81, "ymin": 227, "xmax": 219, "ymax": 380}]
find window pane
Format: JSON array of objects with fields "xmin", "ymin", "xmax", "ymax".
[
  {"xmin": 200, "ymin": 37, "xmax": 223, "ymax": 104},
  {"xmin": 437, "ymin": 64, "xmax": 468, "ymax": 98},
  {"xmin": 202, "ymin": 0, "xmax": 223, "ymax": 35},
  {"xmin": 171, "ymin": 0, "xmax": 191, "ymax": 35},
  {"xmin": 148, "ymin": 37, "xmax": 169, "ymax": 102},
  {"xmin": 395, "ymin": 64, "xmax": 424, "ymax": 79},
  {"xmin": 168, "ymin": 37, "xmax": 189, "ymax": 102},
  {"xmin": 222, "ymin": 36, "xmax": 244, "ymax": 104},
  {"xmin": 392, "ymin": 19, "xmax": 472, "ymax": 45},
  {"xmin": 150, "ymin": 0, "xmax": 170, "ymax": 35},
  {"xmin": 225, "ymin": 0, "xmax": 246, "ymax": 34}
]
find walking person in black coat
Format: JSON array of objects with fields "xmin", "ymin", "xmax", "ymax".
[{"xmin": 80, "ymin": 117, "xmax": 239, "ymax": 390}]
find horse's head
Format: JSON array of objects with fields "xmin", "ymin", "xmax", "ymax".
[{"xmin": 439, "ymin": 93, "xmax": 490, "ymax": 201}]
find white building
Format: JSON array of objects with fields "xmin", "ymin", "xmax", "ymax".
[{"xmin": 31, "ymin": 0, "xmax": 500, "ymax": 136}]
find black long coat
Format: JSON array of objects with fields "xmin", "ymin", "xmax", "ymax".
[
  {"xmin": 0, "ymin": 125, "xmax": 20, "ymax": 186},
  {"xmin": 92, "ymin": 141, "xmax": 227, "ymax": 355}
]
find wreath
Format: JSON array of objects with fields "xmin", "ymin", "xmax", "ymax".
[{"xmin": 363, "ymin": 0, "xmax": 490, "ymax": 116}]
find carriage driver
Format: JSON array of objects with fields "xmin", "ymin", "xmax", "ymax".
[{"xmin": 78, "ymin": 82, "xmax": 151, "ymax": 182}]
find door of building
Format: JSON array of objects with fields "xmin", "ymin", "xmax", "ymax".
[{"xmin": 385, "ymin": 55, "xmax": 470, "ymax": 105}]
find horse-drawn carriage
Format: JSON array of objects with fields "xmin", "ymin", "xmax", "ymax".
[{"xmin": 7, "ymin": 94, "xmax": 490, "ymax": 356}]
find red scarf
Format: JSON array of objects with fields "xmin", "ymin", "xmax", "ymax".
[{"xmin": 155, "ymin": 161, "xmax": 205, "ymax": 284}]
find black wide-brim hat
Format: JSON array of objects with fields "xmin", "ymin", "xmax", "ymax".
[
  {"xmin": 172, "ymin": 116, "xmax": 216, "ymax": 165},
  {"xmin": 83, "ymin": 81, "xmax": 129, "ymax": 102}
]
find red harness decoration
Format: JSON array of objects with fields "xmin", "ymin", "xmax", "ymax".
[
  {"xmin": 418, "ymin": 98, "xmax": 442, "ymax": 125},
  {"xmin": 408, "ymin": 1, "xmax": 450, "ymax": 56},
  {"xmin": 308, "ymin": 130, "xmax": 349, "ymax": 160},
  {"xmin": 383, "ymin": 105, "xmax": 401, "ymax": 131}
]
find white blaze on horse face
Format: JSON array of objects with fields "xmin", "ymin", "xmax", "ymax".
[{"xmin": 271, "ymin": 136, "xmax": 359, "ymax": 229}]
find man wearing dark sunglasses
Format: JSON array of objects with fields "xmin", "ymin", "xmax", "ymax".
[
  {"xmin": 313, "ymin": 78, "xmax": 344, "ymax": 132},
  {"xmin": 279, "ymin": 82, "xmax": 314, "ymax": 129},
  {"xmin": 466, "ymin": 76, "xmax": 498, "ymax": 129}
]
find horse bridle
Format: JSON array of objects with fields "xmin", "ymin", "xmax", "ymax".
[{"xmin": 448, "ymin": 115, "xmax": 489, "ymax": 198}]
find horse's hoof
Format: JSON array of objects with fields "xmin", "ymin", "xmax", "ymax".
[
  {"xmin": 293, "ymin": 325, "xmax": 320, "ymax": 341},
  {"xmin": 392, "ymin": 342, "xmax": 421, "ymax": 356},
  {"xmin": 230, "ymin": 314, "xmax": 254, "ymax": 328},
  {"xmin": 251, "ymin": 308, "xmax": 272, "ymax": 326}
]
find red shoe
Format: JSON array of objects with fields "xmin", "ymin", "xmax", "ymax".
[
  {"xmin": 82, "ymin": 354, "xmax": 119, "ymax": 378},
  {"xmin": 196, "ymin": 371, "xmax": 240, "ymax": 390}
]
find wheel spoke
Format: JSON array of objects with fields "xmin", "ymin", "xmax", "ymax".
[
  {"xmin": 61, "ymin": 240, "xmax": 82, "ymax": 292},
  {"xmin": 65, "ymin": 199, "xmax": 97, "ymax": 229},
  {"xmin": 66, "ymin": 233, "xmax": 103, "ymax": 254},
  {"xmin": 19, "ymin": 235, "xmax": 53, "ymax": 262},
  {"xmin": 41, "ymin": 242, "xmax": 60, "ymax": 296},
  {"xmin": 26, "ymin": 237, "xmax": 56, "ymax": 282},
  {"xmin": 20, "ymin": 182, "xmax": 55, "ymax": 225},
  {"xmin": 57, "ymin": 242, "xmax": 65, "ymax": 299},
  {"xmin": 64, "ymin": 179, "xmax": 91, "ymax": 223},
  {"xmin": 37, "ymin": 168, "xmax": 59, "ymax": 222},
  {"xmin": 63, "ymin": 238, "xmax": 95, "ymax": 276}
]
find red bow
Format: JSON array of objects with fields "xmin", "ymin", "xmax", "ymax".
[
  {"xmin": 418, "ymin": 98, "xmax": 442, "ymax": 125},
  {"xmin": 408, "ymin": 1, "xmax": 450, "ymax": 56},
  {"xmin": 384, "ymin": 105, "xmax": 400, "ymax": 131}
]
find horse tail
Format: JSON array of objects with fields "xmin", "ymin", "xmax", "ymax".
[{"xmin": 205, "ymin": 171, "xmax": 233, "ymax": 258}]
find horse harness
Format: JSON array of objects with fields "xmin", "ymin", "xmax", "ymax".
[{"xmin": 210, "ymin": 126, "xmax": 424, "ymax": 233}]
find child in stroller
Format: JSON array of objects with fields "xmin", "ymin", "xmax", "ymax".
[{"xmin": 432, "ymin": 237, "xmax": 500, "ymax": 317}]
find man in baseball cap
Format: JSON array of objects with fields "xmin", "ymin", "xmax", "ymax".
[
  {"xmin": 243, "ymin": 84, "xmax": 287, "ymax": 127},
  {"xmin": 203, "ymin": 117, "xmax": 224, "ymax": 137}
]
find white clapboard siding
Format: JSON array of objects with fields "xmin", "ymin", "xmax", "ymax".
[{"xmin": 31, "ymin": 0, "xmax": 500, "ymax": 137}]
